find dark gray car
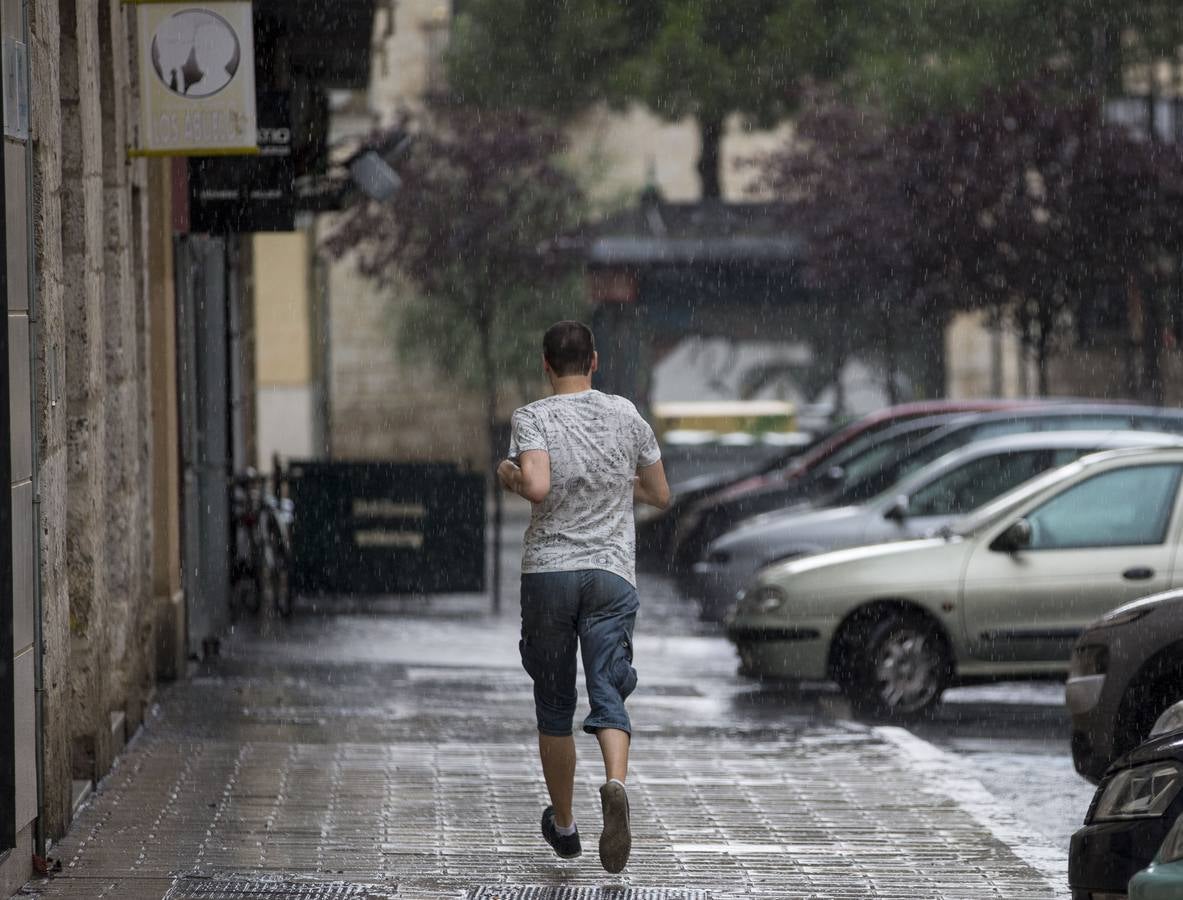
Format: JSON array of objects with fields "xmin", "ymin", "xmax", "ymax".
[{"xmin": 1068, "ymin": 589, "xmax": 1183, "ymax": 783}]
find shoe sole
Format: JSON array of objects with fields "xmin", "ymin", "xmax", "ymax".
[{"xmin": 599, "ymin": 781, "xmax": 631, "ymax": 873}]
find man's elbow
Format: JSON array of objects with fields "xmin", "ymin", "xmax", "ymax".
[
  {"xmin": 655, "ymin": 489, "xmax": 672, "ymax": 510},
  {"xmin": 521, "ymin": 482, "xmax": 550, "ymax": 504}
]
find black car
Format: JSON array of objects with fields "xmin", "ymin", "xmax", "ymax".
[
  {"xmin": 1069, "ymin": 727, "xmax": 1183, "ymax": 899},
  {"xmin": 671, "ymin": 402, "xmax": 1183, "ymax": 574}
]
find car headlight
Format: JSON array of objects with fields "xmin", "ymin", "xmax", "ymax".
[
  {"xmin": 1070, "ymin": 643, "xmax": 1109, "ymax": 677},
  {"xmin": 742, "ymin": 585, "xmax": 786, "ymax": 614},
  {"xmin": 1093, "ymin": 762, "xmax": 1183, "ymax": 822},
  {"xmin": 1158, "ymin": 813, "xmax": 1183, "ymax": 863}
]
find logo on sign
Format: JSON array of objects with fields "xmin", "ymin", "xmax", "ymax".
[{"xmin": 150, "ymin": 9, "xmax": 241, "ymax": 98}]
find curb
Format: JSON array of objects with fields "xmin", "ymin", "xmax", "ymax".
[{"xmin": 874, "ymin": 725, "xmax": 1070, "ymax": 899}]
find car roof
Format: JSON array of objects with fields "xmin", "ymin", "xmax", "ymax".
[
  {"xmin": 784, "ymin": 400, "xmax": 1040, "ymax": 474},
  {"xmin": 882, "ymin": 430, "xmax": 1183, "ymax": 502},
  {"xmin": 952, "ymin": 446, "xmax": 1183, "ymax": 536}
]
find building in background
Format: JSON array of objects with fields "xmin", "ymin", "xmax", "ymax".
[{"xmin": 322, "ymin": 0, "xmax": 797, "ymax": 468}]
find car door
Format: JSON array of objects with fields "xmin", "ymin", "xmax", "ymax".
[{"xmin": 960, "ymin": 461, "xmax": 1183, "ymax": 664}]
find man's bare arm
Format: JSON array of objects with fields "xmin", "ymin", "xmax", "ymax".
[
  {"xmin": 634, "ymin": 459, "xmax": 670, "ymax": 509},
  {"xmin": 501, "ymin": 450, "xmax": 550, "ymax": 503}
]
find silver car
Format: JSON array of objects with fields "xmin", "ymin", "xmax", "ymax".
[
  {"xmin": 693, "ymin": 431, "xmax": 1183, "ymax": 622},
  {"xmin": 728, "ymin": 446, "xmax": 1183, "ymax": 718}
]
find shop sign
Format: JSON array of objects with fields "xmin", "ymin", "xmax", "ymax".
[
  {"xmin": 132, "ymin": 1, "xmax": 257, "ymax": 156},
  {"xmin": 189, "ymin": 92, "xmax": 294, "ymax": 233}
]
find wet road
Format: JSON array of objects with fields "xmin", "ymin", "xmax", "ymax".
[{"xmin": 636, "ymin": 564, "xmax": 1095, "ymax": 856}]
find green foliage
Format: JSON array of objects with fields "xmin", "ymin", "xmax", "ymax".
[
  {"xmin": 323, "ymin": 107, "xmax": 588, "ymax": 408},
  {"xmin": 847, "ymin": 0, "xmax": 1183, "ymax": 118},
  {"xmin": 396, "ymin": 274, "xmax": 587, "ymax": 397}
]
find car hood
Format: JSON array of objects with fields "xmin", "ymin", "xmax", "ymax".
[
  {"xmin": 1096, "ymin": 588, "xmax": 1183, "ymax": 628},
  {"xmin": 1111, "ymin": 729, "xmax": 1183, "ymax": 773},
  {"xmin": 714, "ymin": 505, "xmax": 866, "ymax": 553},
  {"xmin": 758, "ymin": 535, "xmax": 969, "ymax": 595}
]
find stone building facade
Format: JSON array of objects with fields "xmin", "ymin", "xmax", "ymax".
[{"xmin": 2, "ymin": 1, "xmax": 175, "ymax": 891}]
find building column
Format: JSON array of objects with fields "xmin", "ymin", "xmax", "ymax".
[{"xmin": 28, "ymin": 0, "xmax": 73, "ymax": 844}]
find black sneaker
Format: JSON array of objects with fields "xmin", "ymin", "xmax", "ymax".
[
  {"xmin": 541, "ymin": 806, "xmax": 582, "ymax": 859},
  {"xmin": 598, "ymin": 780, "xmax": 631, "ymax": 873}
]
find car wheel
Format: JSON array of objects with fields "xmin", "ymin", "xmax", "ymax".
[{"xmin": 843, "ymin": 611, "xmax": 949, "ymax": 719}]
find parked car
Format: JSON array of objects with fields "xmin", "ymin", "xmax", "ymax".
[
  {"xmin": 1070, "ymin": 704, "xmax": 1183, "ymax": 899},
  {"xmin": 691, "ymin": 431, "xmax": 1183, "ymax": 623},
  {"xmin": 728, "ymin": 446, "xmax": 1183, "ymax": 718},
  {"xmin": 670, "ymin": 410, "xmax": 988, "ymax": 569},
  {"xmin": 675, "ymin": 403, "xmax": 1183, "ymax": 572},
  {"xmin": 1068, "ymin": 589, "xmax": 1183, "ymax": 783},
  {"xmin": 637, "ymin": 399, "xmax": 1030, "ymax": 563},
  {"xmin": 1129, "ymin": 797, "xmax": 1183, "ymax": 899}
]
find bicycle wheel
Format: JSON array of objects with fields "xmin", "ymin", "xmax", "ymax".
[{"xmin": 268, "ymin": 519, "xmax": 293, "ymax": 618}]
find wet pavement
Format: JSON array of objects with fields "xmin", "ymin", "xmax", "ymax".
[{"xmin": 17, "ymin": 508, "xmax": 1073, "ymax": 899}]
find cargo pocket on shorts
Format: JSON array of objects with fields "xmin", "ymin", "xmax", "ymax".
[
  {"xmin": 519, "ymin": 637, "xmax": 540, "ymax": 681},
  {"xmin": 611, "ymin": 635, "xmax": 638, "ymax": 700}
]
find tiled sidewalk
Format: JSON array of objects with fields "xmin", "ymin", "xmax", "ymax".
[{"xmin": 16, "ymin": 602, "xmax": 1067, "ymax": 899}]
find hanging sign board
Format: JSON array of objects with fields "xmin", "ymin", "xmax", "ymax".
[
  {"xmin": 132, "ymin": 1, "xmax": 257, "ymax": 156},
  {"xmin": 189, "ymin": 92, "xmax": 294, "ymax": 233}
]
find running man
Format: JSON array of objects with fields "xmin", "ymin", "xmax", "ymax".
[{"xmin": 497, "ymin": 321, "xmax": 670, "ymax": 873}]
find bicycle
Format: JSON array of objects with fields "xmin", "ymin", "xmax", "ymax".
[{"xmin": 230, "ymin": 468, "xmax": 294, "ymax": 618}]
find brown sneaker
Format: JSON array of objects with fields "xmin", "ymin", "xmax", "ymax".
[{"xmin": 598, "ymin": 779, "xmax": 631, "ymax": 873}]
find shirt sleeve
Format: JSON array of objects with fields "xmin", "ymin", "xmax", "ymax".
[
  {"xmin": 636, "ymin": 415, "xmax": 661, "ymax": 468},
  {"xmin": 509, "ymin": 408, "xmax": 547, "ymax": 459}
]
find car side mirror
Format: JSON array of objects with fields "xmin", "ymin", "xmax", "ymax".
[
  {"xmin": 992, "ymin": 518, "xmax": 1032, "ymax": 553},
  {"xmin": 884, "ymin": 495, "xmax": 909, "ymax": 522}
]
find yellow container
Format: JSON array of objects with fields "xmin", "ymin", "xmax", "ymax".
[{"xmin": 651, "ymin": 401, "xmax": 796, "ymax": 438}]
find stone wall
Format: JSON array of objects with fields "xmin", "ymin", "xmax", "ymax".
[{"xmin": 28, "ymin": 0, "xmax": 157, "ymax": 843}]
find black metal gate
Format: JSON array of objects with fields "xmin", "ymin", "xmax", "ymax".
[{"xmin": 288, "ymin": 461, "xmax": 485, "ymax": 595}]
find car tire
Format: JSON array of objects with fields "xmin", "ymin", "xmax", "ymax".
[{"xmin": 842, "ymin": 610, "xmax": 950, "ymax": 720}]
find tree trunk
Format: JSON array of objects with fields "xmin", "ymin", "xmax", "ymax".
[
  {"xmin": 697, "ymin": 115, "xmax": 724, "ymax": 201},
  {"xmin": 478, "ymin": 307, "xmax": 502, "ymax": 614}
]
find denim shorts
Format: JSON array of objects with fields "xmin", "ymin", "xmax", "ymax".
[{"xmin": 519, "ymin": 569, "xmax": 639, "ymax": 737}]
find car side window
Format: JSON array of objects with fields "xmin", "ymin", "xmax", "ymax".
[
  {"xmin": 908, "ymin": 451, "xmax": 1050, "ymax": 517},
  {"xmin": 1039, "ymin": 415, "xmax": 1132, "ymax": 431},
  {"xmin": 1025, "ymin": 464, "xmax": 1183, "ymax": 549}
]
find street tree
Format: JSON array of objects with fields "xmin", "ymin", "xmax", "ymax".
[
  {"xmin": 904, "ymin": 81, "xmax": 1183, "ymax": 396},
  {"xmin": 753, "ymin": 93, "xmax": 938, "ymax": 401},
  {"xmin": 446, "ymin": 0, "xmax": 859, "ymax": 199},
  {"xmin": 848, "ymin": 0, "xmax": 1183, "ymax": 117},
  {"xmin": 324, "ymin": 107, "xmax": 586, "ymax": 607}
]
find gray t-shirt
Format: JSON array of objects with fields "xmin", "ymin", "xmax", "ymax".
[{"xmin": 508, "ymin": 389, "xmax": 661, "ymax": 586}]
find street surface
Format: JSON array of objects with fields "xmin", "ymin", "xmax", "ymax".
[{"xmin": 16, "ymin": 504, "xmax": 1084, "ymax": 899}]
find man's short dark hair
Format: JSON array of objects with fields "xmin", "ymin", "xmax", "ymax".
[{"xmin": 543, "ymin": 321, "xmax": 595, "ymax": 376}]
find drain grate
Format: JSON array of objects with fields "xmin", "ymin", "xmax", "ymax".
[
  {"xmin": 468, "ymin": 889, "xmax": 710, "ymax": 900},
  {"xmin": 166, "ymin": 876, "xmax": 398, "ymax": 899}
]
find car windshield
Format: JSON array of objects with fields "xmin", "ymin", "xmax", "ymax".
[{"xmin": 947, "ymin": 462, "xmax": 1086, "ymax": 536}]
